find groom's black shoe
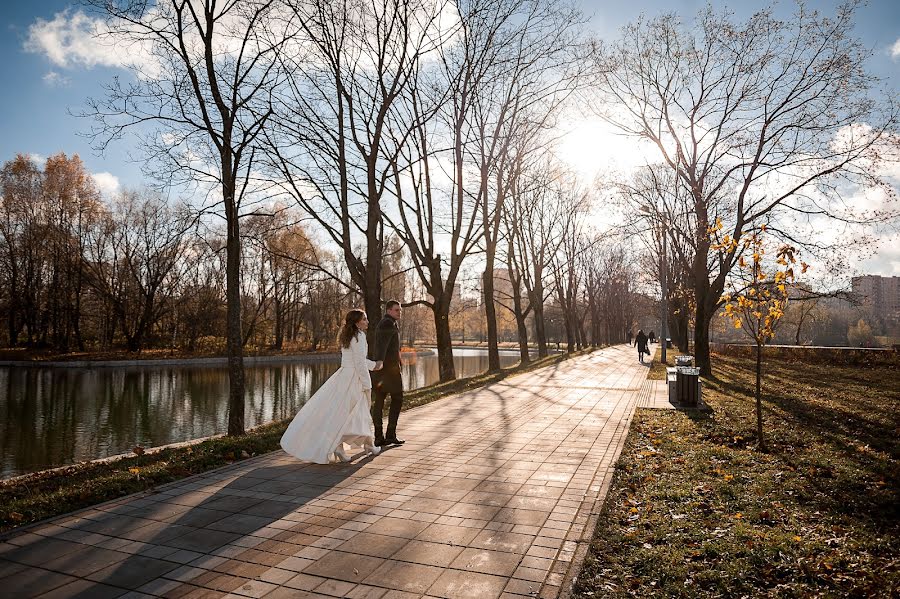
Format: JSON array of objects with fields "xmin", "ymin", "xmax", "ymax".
[
  {"xmin": 374, "ymin": 438, "xmax": 387, "ymax": 447},
  {"xmin": 384, "ymin": 437, "xmax": 405, "ymax": 445}
]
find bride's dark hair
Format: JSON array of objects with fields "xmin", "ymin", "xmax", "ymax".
[{"xmin": 338, "ymin": 309, "xmax": 366, "ymax": 348}]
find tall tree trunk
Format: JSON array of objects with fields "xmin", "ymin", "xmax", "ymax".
[
  {"xmin": 533, "ymin": 294, "xmax": 548, "ymax": 358},
  {"xmin": 7, "ymin": 295, "xmax": 17, "ymax": 346},
  {"xmin": 756, "ymin": 341, "xmax": 765, "ymax": 451},
  {"xmin": 694, "ymin": 305, "xmax": 712, "ymax": 377},
  {"xmin": 273, "ymin": 279, "xmax": 284, "ymax": 350},
  {"xmin": 482, "ymin": 261, "xmax": 501, "ymax": 372},
  {"xmin": 432, "ymin": 296, "xmax": 456, "ymax": 382},
  {"xmin": 511, "ymin": 282, "xmax": 530, "ymax": 364},
  {"xmin": 224, "ymin": 182, "xmax": 246, "ymax": 437}
]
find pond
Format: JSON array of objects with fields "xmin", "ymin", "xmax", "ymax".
[{"xmin": 0, "ymin": 347, "xmax": 525, "ymax": 479}]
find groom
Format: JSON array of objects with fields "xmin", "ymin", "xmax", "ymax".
[{"xmin": 371, "ymin": 300, "xmax": 406, "ymax": 446}]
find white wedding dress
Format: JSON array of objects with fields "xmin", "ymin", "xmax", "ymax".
[{"xmin": 281, "ymin": 333, "xmax": 378, "ymax": 464}]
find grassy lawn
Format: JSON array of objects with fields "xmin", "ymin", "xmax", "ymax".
[
  {"xmin": 0, "ymin": 347, "xmax": 593, "ymax": 533},
  {"xmin": 574, "ymin": 352, "xmax": 899, "ymax": 597}
]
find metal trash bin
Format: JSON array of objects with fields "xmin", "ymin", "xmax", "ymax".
[
  {"xmin": 675, "ymin": 355, "xmax": 694, "ymax": 367},
  {"xmin": 676, "ymin": 366, "xmax": 700, "ymax": 406}
]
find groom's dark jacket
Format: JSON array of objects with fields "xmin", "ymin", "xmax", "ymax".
[{"xmin": 371, "ymin": 314, "xmax": 402, "ymax": 393}]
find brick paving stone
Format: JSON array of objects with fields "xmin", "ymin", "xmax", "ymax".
[
  {"xmin": 362, "ymin": 560, "xmax": 444, "ymax": 594},
  {"xmin": 86, "ymin": 554, "xmax": 180, "ymax": 589},
  {"xmin": 42, "ymin": 546, "xmax": 130, "ymax": 577},
  {"xmin": 0, "ymin": 345, "xmax": 645, "ymax": 599},
  {"xmin": 1, "ymin": 566, "xmax": 78, "ymax": 596},
  {"xmin": 38, "ymin": 578, "xmax": 126, "ymax": 599},
  {"xmin": 469, "ymin": 529, "xmax": 535, "ymax": 554},
  {"xmin": 302, "ymin": 551, "xmax": 384, "ymax": 583},
  {"xmin": 334, "ymin": 532, "xmax": 408, "ymax": 558},
  {"xmin": 427, "ymin": 569, "xmax": 508, "ymax": 599},
  {"xmin": 450, "ymin": 547, "xmax": 522, "ymax": 577},
  {"xmin": 388, "ymin": 539, "xmax": 464, "ymax": 567}
]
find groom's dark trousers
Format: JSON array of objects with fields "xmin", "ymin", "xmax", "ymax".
[{"xmin": 371, "ymin": 314, "xmax": 403, "ymax": 441}]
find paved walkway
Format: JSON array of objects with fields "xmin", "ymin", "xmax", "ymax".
[{"xmin": 0, "ymin": 345, "xmax": 650, "ymax": 599}]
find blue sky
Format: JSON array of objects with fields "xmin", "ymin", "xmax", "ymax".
[{"xmin": 2, "ymin": 0, "xmax": 899, "ymax": 274}]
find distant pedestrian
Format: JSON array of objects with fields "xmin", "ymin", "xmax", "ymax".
[
  {"xmin": 649, "ymin": 330, "xmax": 656, "ymax": 343},
  {"xmin": 636, "ymin": 329, "xmax": 649, "ymax": 363},
  {"xmin": 626, "ymin": 331, "xmax": 633, "ymax": 346}
]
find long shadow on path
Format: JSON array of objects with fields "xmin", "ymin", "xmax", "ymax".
[{"xmin": 0, "ymin": 459, "xmax": 364, "ymax": 597}]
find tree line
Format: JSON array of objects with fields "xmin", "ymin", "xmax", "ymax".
[{"xmin": 0, "ymin": 151, "xmax": 640, "ymax": 356}]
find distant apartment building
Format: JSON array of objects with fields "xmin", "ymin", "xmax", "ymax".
[{"xmin": 851, "ymin": 275, "xmax": 900, "ymax": 332}]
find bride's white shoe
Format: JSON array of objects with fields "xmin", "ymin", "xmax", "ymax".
[
  {"xmin": 365, "ymin": 444, "xmax": 381, "ymax": 456},
  {"xmin": 333, "ymin": 446, "xmax": 351, "ymax": 463}
]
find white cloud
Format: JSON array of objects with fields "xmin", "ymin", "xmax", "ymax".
[
  {"xmin": 91, "ymin": 172, "xmax": 120, "ymax": 197},
  {"xmin": 24, "ymin": 9, "xmax": 157, "ymax": 75},
  {"xmin": 891, "ymin": 37, "xmax": 900, "ymax": 60},
  {"xmin": 28, "ymin": 153, "xmax": 47, "ymax": 167},
  {"xmin": 42, "ymin": 71, "xmax": 70, "ymax": 87}
]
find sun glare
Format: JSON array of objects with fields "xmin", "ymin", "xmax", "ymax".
[{"xmin": 556, "ymin": 116, "xmax": 661, "ymax": 182}]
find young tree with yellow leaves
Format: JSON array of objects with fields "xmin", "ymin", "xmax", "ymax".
[{"xmin": 719, "ymin": 225, "xmax": 807, "ymax": 451}]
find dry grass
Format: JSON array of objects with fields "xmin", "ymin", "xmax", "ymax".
[{"xmin": 574, "ymin": 352, "xmax": 899, "ymax": 598}]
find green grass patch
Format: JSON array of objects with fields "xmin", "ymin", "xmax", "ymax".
[
  {"xmin": 0, "ymin": 346, "xmax": 595, "ymax": 533},
  {"xmin": 646, "ymin": 345, "xmax": 676, "ymax": 380},
  {"xmin": 574, "ymin": 352, "xmax": 899, "ymax": 597}
]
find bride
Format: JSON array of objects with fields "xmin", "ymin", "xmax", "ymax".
[{"xmin": 281, "ymin": 309, "xmax": 383, "ymax": 464}]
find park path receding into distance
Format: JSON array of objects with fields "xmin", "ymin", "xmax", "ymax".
[{"xmin": 0, "ymin": 344, "xmax": 659, "ymax": 599}]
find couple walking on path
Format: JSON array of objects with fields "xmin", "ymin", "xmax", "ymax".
[{"xmin": 280, "ymin": 301, "xmax": 406, "ymax": 464}]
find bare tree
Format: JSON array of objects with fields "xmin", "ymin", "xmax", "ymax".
[
  {"xmin": 470, "ymin": 0, "xmax": 586, "ymax": 371},
  {"xmin": 619, "ymin": 165, "xmax": 697, "ymax": 353},
  {"xmin": 506, "ymin": 160, "xmax": 579, "ymax": 357},
  {"xmin": 0, "ymin": 154, "xmax": 102, "ymax": 349},
  {"xmin": 0, "ymin": 155, "xmax": 43, "ymax": 346},
  {"xmin": 383, "ymin": 0, "xmax": 517, "ymax": 381},
  {"xmin": 268, "ymin": 0, "xmax": 452, "ymax": 325},
  {"xmin": 83, "ymin": 191, "xmax": 192, "ymax": 352},
  {"xmin": 592, "ymin": 2, "xmax": 898, "ymax": 375},
  {"xmin": 81, "ymin": 0, "xmax": 293, "ymax": 433},
  {"xmin": 549, "ymin": 179, "xmax": 592, "ymax": 352}
]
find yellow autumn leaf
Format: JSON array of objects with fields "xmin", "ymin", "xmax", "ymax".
[
  {"xmin": 724, "ymin": 474, "xmax": 734, "ymax": 481},
  {"xmin": 734, "ymin": 319, "xmax": 742, "ymax": 329},
  {"xmin": 734, "ymin": 513, "xmax": 743, "ymax": 519},
  {"xmin": 793, "ymin": 535, "xmax": 802, "ymax": 542},
  {"xmin": 128, "ymin": 467, "xmax": 140, "ymax": 474}
]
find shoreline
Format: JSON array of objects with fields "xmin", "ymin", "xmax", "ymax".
[{"xmin": 0, "ymin": 348, "xmax": 435, "ymax": 368}]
